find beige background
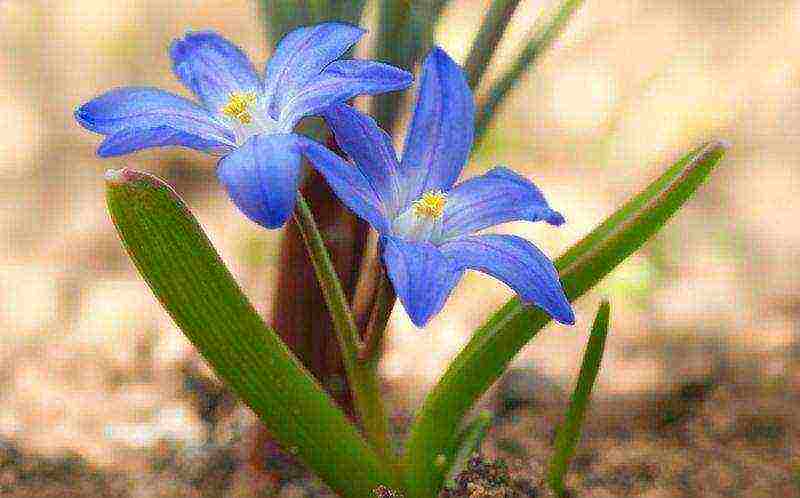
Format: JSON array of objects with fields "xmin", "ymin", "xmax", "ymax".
[{"xmin": 0, "ymin": 0, "xmax": 796, "ymax": 486}]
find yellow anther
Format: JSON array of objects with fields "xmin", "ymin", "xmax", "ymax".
[
  {"xmin": 413, "ymin": 190, "xmax": 447, "ymax": 219},
  {"xmin": 222, "ymin": 92, "xmax": 257, "ymax": 124}
]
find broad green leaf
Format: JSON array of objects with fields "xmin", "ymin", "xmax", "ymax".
[
  {"xmin": 400, "ymin": 140, "xmax": 728, "ymax": 497},
  {"xmin": 548, "ymin": 301, "xmax": 610, "ymax": 496},
  {"xmin": 105, "ymin": 169, "xmax": 396, "ymax": 497},
  {"xmin": 464, "ymin": 0, "xmax": 523, "ymax": 89},
  {"xmin": 474, "ymin": 0, "xmax": 585, "ymax": 143}
]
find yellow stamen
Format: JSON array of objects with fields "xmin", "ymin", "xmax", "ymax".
[
  {"xmin": 222, "ymin": 92, "xmax": 257, "ymax": 124},
  {"xmin": 413, "ymin": 190, "xmax": 447, "ymax": 219}
]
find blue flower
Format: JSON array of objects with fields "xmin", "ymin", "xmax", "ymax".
[
  {"xmin": 300, "ymin": 48, "xmax": 574, "ymax": 327},
  {"xmin": 75, "ymin": 23, "xmax": 412, "ymax": 229}
]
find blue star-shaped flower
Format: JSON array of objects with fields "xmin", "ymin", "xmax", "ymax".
[
  {"xmin": 300, "ymin": 48, "xmax": 574, "ymax": 327},
  {"xmin": 75, "ymin": 23, "xmax": 412, "ymax": 229}
]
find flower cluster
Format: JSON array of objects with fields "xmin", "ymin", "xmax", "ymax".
[
  {"xmin": 76, "ymin": 23, "xmax": 411, "ymax": 228},
  {"xmin": 77, "ymin": 24, "xmax": 574, "ymax": 328}
]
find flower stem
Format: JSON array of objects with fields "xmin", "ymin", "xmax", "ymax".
[
  {"xmin": 293, "ymin": 193, "xmax": 396, "ymax": 466},
  {"xmin": 359, "ymin": 272, "xmax": 396, "ymax": 363},
  {"xmin": 351, "ymin": 229, "xmax": 382, "ymax": 333}
]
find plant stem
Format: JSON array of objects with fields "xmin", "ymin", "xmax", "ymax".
[
  {"xmin": 351, "ymin": 229, "xmax": 382, "ymax": 333},
  {"xmin": 293, "ymin": 193, "xmax": 396, "ymax": 466},
  {"xmin": 359, "ymin": 272, "xmax": 396, "ymax": 363}
]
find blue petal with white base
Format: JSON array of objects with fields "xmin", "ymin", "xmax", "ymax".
[
  {"xmin": 301, "ymin": 47, "xmax": 574, "ymax": 327},
  {"xmin": 76, "ymin": 23, "xmax": 412, "ymax": 229},
  {"xmin": 217, "ymin": 133, "xmax": 304, "ymax": 229}
]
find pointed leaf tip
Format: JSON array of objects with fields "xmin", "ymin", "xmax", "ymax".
[{"xmin": 104, "ymin": 168, "xmax": 126, "ymax": 185}]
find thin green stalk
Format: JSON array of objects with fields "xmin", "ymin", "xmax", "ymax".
[
  {"xmin": 359, "ymin": 273, "xmax": 396, "ymax": 363},
  {"xmin": 475, "ymin": 0, "xmax": 585, "ymax": 142},
  {"xmin": 293, "ymin": 193, "xmax": 395, "ymax": 465},
  {"xmin": 352, "ymin": 229, "xmax": 382, "ymax": 333},
  {"xmin": 548, "ymin": 301, "xmax": 610, "ymax": 496},
  {"xmin": 444, "ymin": 410, "xmax": 493, "ymax": 487},
  {"xmin": 463, "ymin": 0, "xmax": 523, "ymax": 89}
]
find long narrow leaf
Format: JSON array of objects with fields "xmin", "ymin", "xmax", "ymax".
[
  {"xmin": 371, "ymin": 0, "xmax": 450, "ymax": 132},
  {"xmin": 548, "ymin": 301, "xmax": 610, "ymax": 496},
  {"xmin": 105, "ymin": 169, "xmax": 396, "ymax": 497},
  {"xmin": 444, "ymin": 410, "xmax": 493, "ymax": 488},
  {"xmin": 400, "ymin": 140, "xmax": 728, "ymax": 497},
  {"xmin": 474, "ymin": 0, "xmax": 585, "ymax": 142},
  {"xmin": 463, "ymin": 0, "xmax": 523, "ymax": 89},
  {"xmin": 293, "ymin": 194, "xmax": 394, "ymax": 463}
]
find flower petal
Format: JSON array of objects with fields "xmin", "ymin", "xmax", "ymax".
[
  {"xmin": 75, "ymin": 87, "xmax": 235, "ymax": 155},
  {"xmin": 217, "ymin": 133, "xmax": 304, "ymax": 229},
  {"xmin": 298, "ymin": 138, "xmax": 391, "ymax": 233},
  {"xmin": 279, "ymin": 60, "xmax": 412, "ymax": 129},
  {"xmin": 322, "ymin": 104, "xmax": 403, "ymax": 213},
  {"xmin": 399, "ymin": 47, "xmax": 475, "ymax": 205},
  {"xmin": 438, "ymin": 234, "xmax": 574, "ymax": 324},
  {"xmin": 381, "ymin": 236, "xmax": 463, "ymax": 327},
  {"xmin": 97, "ymin": 126, "xmax": 233, "ymax": 157},
  {"xmin": 170, "ymin": 31, "xmax": 262, "ymax": 112},
  {"xmin": 264, "ymin": 22, "xmax": 365, "ymax": 119},
  {"xmin": 441, "ymin": 167, "xmax": 565, "ymax": 238}
]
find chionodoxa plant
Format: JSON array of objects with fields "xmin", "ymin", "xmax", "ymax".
[{"xmin": 75, "ymin": 2, "xmax": 728, "ymax": 497}]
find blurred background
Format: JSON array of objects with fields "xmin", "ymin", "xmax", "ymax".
[{"xmin": 0, "ymin": 0, "xmax": 798, "ymax": 496}]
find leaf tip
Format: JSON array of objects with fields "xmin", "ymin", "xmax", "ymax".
[
  {"xmin": 104, "ymin": 168, "xmax": 127, "ymax": 185},
  {"xmin": 700, "ymin": 139, "xmax": 731, "ymax": 158},
  {"xmin": 711, "ymin": 138, "xmax": 732, "ymax": 150},
  {"xmin": 105, "ymin": 167, "xmax": 170, "ymax": 189}
]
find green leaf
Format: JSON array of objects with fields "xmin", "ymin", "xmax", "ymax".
[
  {"xmin": 293, "ymin": 194, "xmax": 394, "ymax": 464},
  {"xmin": 370, "ymin": 0, "xmax": 450, "ymax": 132},
  {"xmin": 444, "ymin": 410, "xmax": 493, "ymax": 488},
  {"xmin": 463, "ymin": 0, "xmax": 523, "ymax": 90},
  {"xmin": 105, "ymin": 169, "xmax": 396, "ymax": 497},
  {"xmin": 474, "ymin": 0, "xmax": 585, "ymax": 143},
  {"xmin": 548, "ymin": 301, "xmax": 610, "ymax": 496},
  {"xmin": 261, "ymin": 0, "xmax": 368, "ymax": 44},
  {"xmin": 400, "ymin": 140, "xmax": 728, "ymax": 497}
]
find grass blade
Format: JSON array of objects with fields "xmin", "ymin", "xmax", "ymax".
[
  {"xmin": 105, "ymin": 169, "xmax": 396, "ymax": 496},
  {"xmin": 444, "ymin": 410, "xmax": 493, "ymax": 488},
  {"xmin": 400, "ymin": 140, "xmax": 728, "ymax": 497},
  {"xmin": 474, "ymin": 0, "xmax": 585, "ymax": 142},
  {"xmin": 463, "ymin": 0, "xmax": 523, "ymax": 89},
  {"xmin": 370, "ymin": 0, "xmax": 449, "ymax": 132},
  {"xmin": 548, "ymin": 301, "xmax": 610, "ymax": 496}
]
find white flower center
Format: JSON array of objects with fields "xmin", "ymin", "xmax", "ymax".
[{"xmin": 221, "ymin": 92, "xmax": 283, "ymax": 145}]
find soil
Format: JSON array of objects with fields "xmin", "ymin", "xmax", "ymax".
[{"xmin": 1, "ymin": 370, "xmax": 797, "ymax": 498}]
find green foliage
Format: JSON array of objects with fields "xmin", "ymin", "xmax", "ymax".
[
  {"xmin": 475, "ymin": 0, "xmax": 586, "ymax": 143},
  {"xmin": 445, "ymin": 410, "xmax": 494, "ymax": 487},
  {"xmin": 293, "ymin": 194, "xmax": 394, "ymax": 464},
  {"xmin": 400, "ymin": 141, "xmax": 728, "ymax": 498},
  {"xmin": 371, "ymin": 0, "xmax": 449, "ymax": 131},
  {"xmin": 463, "ymin": 0, "xmax": 522, "ymax": 89},
  {"xmin": 105, "ymin": 169, "xmax": 397, "ymax": 496},
  {"xmin": 548, "ymin": 301, "xmax": 611, "ymax": 496},
  {"xmin": 103, "ymin": 4, "xmax": 731, "ymax": 496}
]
